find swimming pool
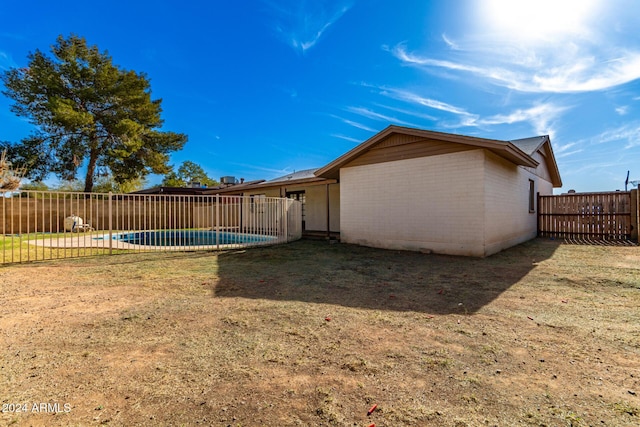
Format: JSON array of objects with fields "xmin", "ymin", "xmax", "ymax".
[{"xmin": 113, "ymin": 230, "xmax": 276, "ymax": 246}]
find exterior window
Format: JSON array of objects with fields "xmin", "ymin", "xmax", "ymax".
[{"xmin": 529, "ymin": 179, "xmax": 535, "ymax": 213}]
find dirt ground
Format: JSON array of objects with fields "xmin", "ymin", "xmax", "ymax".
[{"xmin": 1, "ymin": 238, "xmax": 639, "ymax": 426}]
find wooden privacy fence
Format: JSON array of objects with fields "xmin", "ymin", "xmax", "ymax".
[
  {"xmin": 538, "ymin": 190, "xmax": 638, "ymax": 242},
  {"xmin": 1, "ymin": 190, "xmax": 302, "ymax": 264}
]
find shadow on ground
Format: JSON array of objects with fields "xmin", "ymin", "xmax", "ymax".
[{"xmin": 213, "ymin": 238, "xmax": 560, "ymax": 314}]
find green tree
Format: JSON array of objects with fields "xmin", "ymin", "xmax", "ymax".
[
  {"xmin": 162, "ymin": 161, "xmax": 218, "ymax": 187},
  {"xmin": 92, "ymin": 175, "xmax": 146, "ymax": 193},
  {"xmin": 18, "ymin": 181, "xmax": 50, "ymax": 191},
  {"xmin": 55, "ymin": 180, "xmax": 85, "ymax": 192},
  {"xmin": 1, "ymin": 34, "xmax": 187, "ymax": 192}
]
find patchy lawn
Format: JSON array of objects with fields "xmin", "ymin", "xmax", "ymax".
[{"xmin": 1, "ymin": 238, "xmax": 639, "ymax": 426}]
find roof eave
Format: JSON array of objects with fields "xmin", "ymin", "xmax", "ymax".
[
  {"xmin": 501, "ymin": 144, "xmax": 539, "ymax": 168},
  {"xmin": 315, "ymin": 125, "xmax": 540, "ymax": 178},
  {"xmin": 254, "ymin": 176, "xmax": 337, "ymax": 189}
]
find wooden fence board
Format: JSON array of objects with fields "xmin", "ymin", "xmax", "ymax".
[{"xmin": 538, "ymin": 191, "xmax": 632, "ymax": 241}]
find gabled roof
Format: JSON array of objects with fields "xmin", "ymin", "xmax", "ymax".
[
  {"xmin": 315, "ymin": 125, "xmax": 562, "ymax": 187},
  {"xmin": 510, "ymin": 135, "xmax": 562, "ymax": 187},
  {"xmin": 509, "ymin": 136, "xmax": 547, "ymax": 155}
]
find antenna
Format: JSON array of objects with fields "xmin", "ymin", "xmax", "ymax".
[
  {"xmin": 625, "ymin": 170, "xmax": 629, "ymax": 191},
  {"xmin": 626, "ymin": 170, "xmax": 640, "ymax": 189}
]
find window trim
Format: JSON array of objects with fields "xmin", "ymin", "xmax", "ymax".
[{"xmin": 528, "ymin": 179, "xmax": 536, "ymax": 213}]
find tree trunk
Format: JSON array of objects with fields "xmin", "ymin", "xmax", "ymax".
[{"xmin": 84, "ymin": 148, "xmax": 98, "ymax": 193}]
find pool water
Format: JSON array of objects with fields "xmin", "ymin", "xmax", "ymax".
[{"xmin": 113, "ymin": 230, "xmax": 275, "ymax": 246}]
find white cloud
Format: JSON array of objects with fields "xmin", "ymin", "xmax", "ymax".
[
  {"xmin": 547, "ymin": 141, "xmax": 585, "ymax": 160},
  {"xmin": 441, "ymin": 34, "xmax": 459, "ymax": 50},
  {"xmin": 0, "ymin": 50, "xmax": 17, "ymax": 70},
  {"xmin": 372, "ymin": 103, "xmax": 437, "ymax": 122},
  {"xmin": 554, "ymin": 142, "xmax": 578, "ymax": 154},
  {"xmin": 265, "ymin": 0, "xmax": 352, "ymax": 53},
  {"xmin": 477, "ymin": 104, "xmax": 570, "ymax": 138},
  {"xmin": 340, "ymin": 118, "xmax": 376, "ymax": 132},
  {"xmin": 345, "ymin": 106, "xmax": 421, "ymax": 127},
  {"xmin": 532, "ymin": 53, "xmax": 640, "ymax": 92},
  {"xmin": 331, "ymin": 133, "xmax": 362, "ymax": 143},
  {"xmin": 384, "ymin": 87, "xmax": 474, "ymax": 117},
  {"xmin": 391, "ymin": 42, "xmax": 640, "ymax": 94},
  {"xmin": 360, "ymin": 82, "xmax": 568, "ymax": 137},
  {"xmin": 329, "ymin": 114, "xmax": 377, "ymax": 131},
  {"xmin": 615, "ymin": 106, "xmax": 629, "ymax": 115},
  {"xmin": 362, "ymin": 83, "xmax": 476, "ymax": 119},
  {"xmin": 591, "ymin": 123, "xmax": 640, "ymax": 148},
  {"xmin": 555, "ymin": 149, "xmax": 584, "ymax": 159}
]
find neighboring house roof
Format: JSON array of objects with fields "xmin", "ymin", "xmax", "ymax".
[
  {"xmin": 131, "ymin": 179, "xmax": 266, "ymax": 195},
  {"xmin": 207, "ymin": 179, "xmax": 267, "ymax": 194},
  {"xmin": 131, "ymin": 186, "xmax": 214, "ymax": 195},
  {"xmin": 265, "ymin": 168, "xmax": 319, "ymax": 183},
  {"xmin": 236, "ymin": 168, "xmax": 336, "ymax": 192},
  {"xmin": 315, "ymin": 125, "xmax": 562, "ymax": 187}
]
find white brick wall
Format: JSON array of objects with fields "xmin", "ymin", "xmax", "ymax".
[
  {"xmin": 340, "ymin": 150, "xmax": 488, "ymax": 256},
  {"xmin": 340, "ymin": 149, "xmax": 555, "ymax": 257},
  {"xmin": 483, "ymin": 151, "xmax": 553, "ymax": 255}
]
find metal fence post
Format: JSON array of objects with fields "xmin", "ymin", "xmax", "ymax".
[
  {"xmin": 108, "ymin": 192, "xmax": 113, "ymax": 255},
  {"xmin": 284, "ymin": 199, "xmax": 289, "ymax": 242},
  {"xmin": 215, "ymin": 194, "xmax": 220, "ymax": 250}
]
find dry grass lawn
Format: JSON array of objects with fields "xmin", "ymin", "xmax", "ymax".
[{"xmin": 1, "ymin": 238, "xmax": 639, "ymax": 426}]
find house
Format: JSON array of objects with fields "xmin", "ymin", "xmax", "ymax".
[
  {"xmin": 138, "ymin": 125, "xmax": 562, "ymax": 256},
  {"xmin": 314, "ymin": 125, "xmax": 561, "ymax": 257}
]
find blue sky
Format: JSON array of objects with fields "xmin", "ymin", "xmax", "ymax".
[{"xmin": 1, "ymin": 0, "xmax": 640, "ymax": 192}]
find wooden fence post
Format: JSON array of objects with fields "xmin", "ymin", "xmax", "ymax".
[{"xmin": 632, "ymin": 188, "xmax": 639, "ymax": 242}]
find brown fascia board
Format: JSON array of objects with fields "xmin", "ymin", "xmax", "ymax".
[
  {"xmin": 213, "ymin": 178, "xmax": 330, "ymax": 194},
  {"xmin": 315, "ymin": 125, "xmax": 538, "ymax": 179},
  {"xmin": 242, "ymin": 176, "xmax": 338, "ymax": 192},
  {"xmin": 540, "ymin": 139, "xmax": 563, "ymax": 188},
  {"xmin": 185, "ymin": 177, "xmax": 336, "ymax": 195}
]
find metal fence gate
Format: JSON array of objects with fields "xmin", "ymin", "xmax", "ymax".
[
  {"xmin": 538, "ymin": 191, "xmax": 636, "ymax": 242},
  {"xmin": 1, "ymin": 190, "xmax": 302, "ymax": 264}
]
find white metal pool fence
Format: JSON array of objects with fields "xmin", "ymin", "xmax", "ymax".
[{"xmin": 0, "ymin": 190, "xmax": 302, "ymax": 264}]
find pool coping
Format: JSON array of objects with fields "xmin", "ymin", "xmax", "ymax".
[{"xmin": 26, "ymin": 231, "xmax": 282, "ymax": 251}]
